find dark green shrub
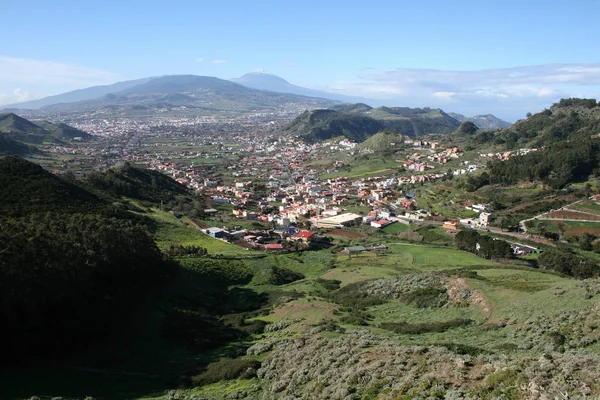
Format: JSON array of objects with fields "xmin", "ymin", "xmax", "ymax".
[
  {"xmin": 191, "ymin": 358, "xmax": 261, "ymax": 386},
  {"xmin": 399, "ymin": 287, "xmax": 448, "ymax": 308},
  {"xmin": 438, "ymin": 342, "xmax": 487, "ymax": 356},
  {"xmin": 315, "ymin": 278, "xmax": 341, "ymax": 291},
  {"xmin": 328, "ymin": 282, "xmax": 387, "ymax": 309},
  {"xmin": 340, "ymin": 314, "xmax": 368, "ymax": 326}
]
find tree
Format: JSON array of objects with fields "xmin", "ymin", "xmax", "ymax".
[
  {"xmin": 456, "ymin": 121, "xmax": 478, "ymax": 135},
  {"xmin": 556, "ymin": 222, "xmax": 567, "ymax": 239},
  {"xmin": 498, "ymin": 216, "xmax": 512, "ymax": 232},
  {"xmin": 537, "ymin": 222, "xmax": 547, "ymax": 238},
  {"xmin": 455, "ymin": 229, "xmax": 480, "ymax": 253},
  {"xmin": 579, "ymin": 233, "xmax": 595, "ymax": 251},
  {"xmin": 538, "ymin": 247, "xmax": 599, "ymax": 278}
]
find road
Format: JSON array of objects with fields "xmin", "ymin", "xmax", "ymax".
[{"xmin": 421, "ymin": 218, "xmax": 549, "ymax": 245}]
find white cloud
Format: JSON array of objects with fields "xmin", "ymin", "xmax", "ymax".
[
  {"xmin": 0, "ymin": 55, "xmax": 120, "ymax": 86},
  {"xmin": 13, "ymin": 88, "xmax": 30, "ymax": 102},
  {"xmin": 432, "ymin": 91, "xmax": 456, "ymax": 100},
  {"xmin": 328, "ymin": 63, "xmax": 600, "ymax": 121},
  {"xmin": 212, "ymin": 59, "xmax": 228, "ymax": 64},
  {"xmin": 0, "ymin": 55, "xmax": 121, "ymax": 106},
  {"xmin": 195, "ymin": 57, "xmax": 205, "ymax": 62}
]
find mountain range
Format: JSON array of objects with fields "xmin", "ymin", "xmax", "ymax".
[
  {"xmin": 0, "ymin": 78, "xmax": 153, "ymax": 110},
  {"xmin": 2, "ymin": 75, "xmax": 338, "ymax": 117},
  {"xmin": 448, "ymin": 112, "xmax": 512, "ymax": 130},
  {"xmin": 231, "ymin": 70, "xmax": 373, "ymax": 104},
  {"xmin": 1, "ymin": 73, "xmax": 510, "ymax": 130}
]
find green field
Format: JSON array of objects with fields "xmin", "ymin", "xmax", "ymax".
[
  {"xmin": 150, "ymin": 210, "xmax": 249, "ymax": 256},
  {"xmin": 388, "ymin": 243, "xmax": 494, "ymax": 267},
  {"xmin": 380, "ymin": 222, "xmax": 411, "ymax": 234}
]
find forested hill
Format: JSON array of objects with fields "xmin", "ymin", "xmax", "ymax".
[
  {"xmin": 479, "ymin": 99, "xmax": 600, "ymax": 189},
  {"xmin": 469, "ymin": 98, "xmax": 600, "ymax": 149},
  {"xmin": 0, "ymin": 134, "xmax": 32, "ymax": 156},
  {"xmin": 84, "ymin": 161, "xmax": 189, "ymax": 203},
  {"xmin": 0, "ymin": 112, "xmax": 92, "ymax": 144},
  {"xmin": 0, "ymin": 156, "xmax": 103, "ymax": 216},
  {"xmin": 282, "ymin": 109, "xmax": 386, "ymax": 143},
  {"xmin": 0, "ymin": 156, "xmax": 171, "ymax": 362},
  {"xmin": 283, "ymin": 105, "xmax": 461, "ymax": 142}
]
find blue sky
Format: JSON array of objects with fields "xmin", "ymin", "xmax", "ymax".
[{"xmin": 2, "ymin": 0, "xmax": 600, "ymax": 120}]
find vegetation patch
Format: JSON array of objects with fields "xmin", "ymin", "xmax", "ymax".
[
  {"xmin": 251, "ymin": 265, "xmax": 305, "ymax": 286},
  {"xmin": 380, "ymin": 318, "xmax": 472, "ymax": 334},
  {"xmin": 191, "ymin": 358, "xmax": 261, "ymax": 386},
  {"xmin": 398, "ymin": 287, "xmax": 449, "ymax": 308}
]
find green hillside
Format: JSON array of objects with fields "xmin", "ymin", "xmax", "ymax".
[
  {"xmin": 0, "ymin": 156, "xmax": 170, "ymax": 366},
  {"xmin": 0, "ymin": 112, "xmax": 92, "ymax": 143},
  {"xmin": 282, "ymin": 109, "xmax": 386, "ymax": 142},
  {"xmin": 0, "ymin": 133, "xmax": 32, "ymax": 155},
  {"xmin": 85, "ymin": 162, "xmax": 189, "ymax": 203},
  {"xmin": 359, "ymin": 129, "xmax": 408, "ymax": 153},
  {"xmin": 34, "ymin": 120, "xmax": 92, "ymax": 140},
  {"xmin": 472, "ymin": 98, "xmax": 600, "ymax": 149},
  {"xmin": 283, "ymin": 105, "xmax": 461, "ymax": 142},
  {"xmin": 0, "ymin": 156, "xmax": 103, "ymax": 216},
  {"xmin": 329, "ymin": 103, "xmax": 374, "ymax": 113},
  {"xmin": 332, "ymin": 104, "xmax": 461, "ymax": 136},
  {"xmin": 0, "ymin": 112, "xmax": 48, "ymax": 139}
]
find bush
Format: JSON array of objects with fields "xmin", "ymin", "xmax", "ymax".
[
  {"xmin": 191, "ymin": 358, "xmax": 261, "ymax": 386},
  {"xmin": 340, "ymin": 314, "xmax": 369, "ymax": 326},
  {"xmin": 438, "ymin": 342, "xmax": 487, "ymax": 356},
  {"xmin": 399, "ymin": 287, "xmax": 448, "ymax": 308},
  {"xmin": 328, "ymin": 281, "xmax": 387, "ymax": 309},
  {"xmin": 315, "ymin": 278, "xmax": 341, "ymax": 291},
  {"xmin": 221, "ymin": 314, "xmax": 269, "ymax": 334}
]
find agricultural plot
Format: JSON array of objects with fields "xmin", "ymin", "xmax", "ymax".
[
  {"xmin": 568, "ymin": 200, "xmax": 600, "ymax": 216},
  {"xmin": 326, "ymin": 229, "xmax": 366, "ymax": 239},
  {"xmin": 546, "ymin": 210, "xmax": 600, "ymax": 220},
  {"xmin": 528, "ymin": 219, "xmax": 600, "ymax": 237}
]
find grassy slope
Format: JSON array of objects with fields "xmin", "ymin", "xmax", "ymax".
[
  {"xmin": 150, "ymin": 210, "xmax": 249, "ymax": 256},
  {"xmin": 5, "ymin": 202, "xmax": 598, "ymax": 399}
]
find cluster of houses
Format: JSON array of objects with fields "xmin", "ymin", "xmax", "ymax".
[
  {"xmin": 480, "ymin": 148, "xmax": 538, "ymax": 161},
  {"xmin": 201, "ymin": 224, "xmax": 316, "ymax": 251}
]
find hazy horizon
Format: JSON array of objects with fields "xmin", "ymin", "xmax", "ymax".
[{"xmin": 2, "ymin": 0, "xmax": 600, "ymax": 121}]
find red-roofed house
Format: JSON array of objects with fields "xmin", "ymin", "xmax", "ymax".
[
  {"xmin": 371, "ymin": 220, "xmax": 392, "ymax": 228},
  {"xmin": 442, "ymin": 221, "xmax": 458, "ymax": 230},
  {"xmin": 292, "ymin": 230, "xmax": 316, "ymax": 243}
]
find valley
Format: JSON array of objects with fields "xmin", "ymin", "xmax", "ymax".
[{"xmin": 2, "ymin": 80, "xmax": 600, "ymax": 400}]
